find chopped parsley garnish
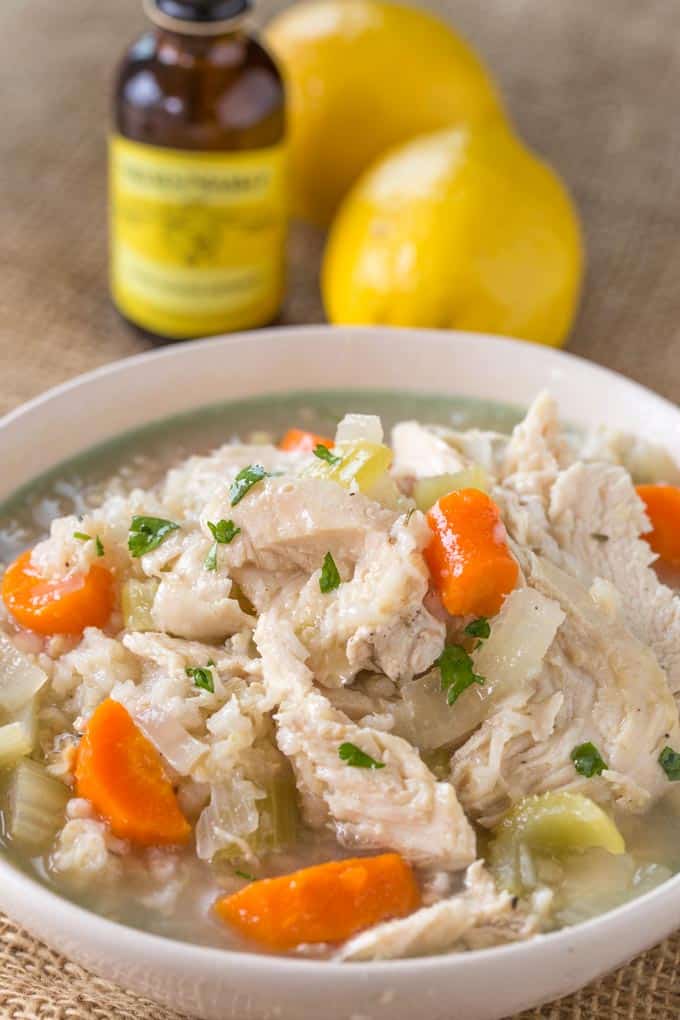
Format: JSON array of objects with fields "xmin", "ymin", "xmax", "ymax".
[
  {"xmin": 230, "ymin": 464, "xmax": 268, "ymax": 506},
  {"xmin": 313, "ymin": 444, "xmax": 341, "ymax": 466},
  {"xmin": 571, "ymin": 742, "xmax": 608, "ymax": 778},
  {"xmin": 405, "ymin": 507, "xmax": 417, "ymax": 525},
  {"xmin": 465, "ymin": 617, "xmax": 490, "ymax": 641},
  {"xmin": 437, "ymin": 644, "xmax": 485, "ymax": 706},
  {"xmin": 207, "ymin": 519, "xmax": 241, "ymax": 544},
  {"xmin": 338, "ymin": 742, "xmax": 385, "ymax": 770},
  {"xmin": 659, "ymin": 745, "xmax": 680, "ymax": 781},
  {"xmin": 234, "ymin": 869, "xmax": 255, "ymax": 882},
  {"xmin": 74, "ymin": 532, "xmax": 105, "ymax": 557},
  {"xmin": 186, "ymin": 666, "xmax": 214, "ymax": 694},
  {"xmin": 591, "ymin": 533, "xmax": 609, "ymax": 543},
  {"xmin": 204, "ymin": 519, "xmax": 241, "ymax": 571},
  {"xmin": 128, "ymin": 516, "xmax": 179, "ymax": 558},
  {"xmin": 319, "ymin": 551, "xmax": 341, "ymax": 593}
]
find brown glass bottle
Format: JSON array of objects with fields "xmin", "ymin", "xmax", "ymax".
[{"xmin": 110, "ymin": 0, "xmax": 287, "ymax": 341}]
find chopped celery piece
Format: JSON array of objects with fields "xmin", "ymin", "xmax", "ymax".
[
  {"xmin": 0, "ymin": 636, "xmax": 47, "ymax": 714},
  {"xmin": 307, "ymin": 439, "xmax": 393, "ymax": 497},
  {"xmin": 413, "ymin": 466, "xmax": 488, "ymax": 511},
  {"xmin": 121, "ymin": 578, "xmax": 159, "ymax": 631},
  {"xmin": 489, "ymin": 791, "xmax": 625, "ymax": 894},
  {"xmin": 5, "ymin": 759, "xmax": 69, "ymax": 851},
  {"xmin": 364, "ymin": 471, "xmax": 407, "ymax": 510},
  {"xmin": 253, "ymin": 758, "xmax": 299, "ymax": 853},
  {"xmin": 0, "ymin": 700, "xmax": 37, "ymax": 769}
]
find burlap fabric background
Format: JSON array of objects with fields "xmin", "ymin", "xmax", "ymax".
[{"xmin": 1, "ymin": 0, "xmax": 679, "ymax": 1016}]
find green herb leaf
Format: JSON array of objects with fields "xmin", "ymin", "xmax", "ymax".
[
  {"xmin": 437, "ymin": 644, "xmax": 485, "ymax": 706},
  {"xmin": 204, "ymin": 543, "xmax": 218, "ymax": 571},
  {"xmin": 230, "ymin": 465, "xmax": 268, "ymax": 506},
  {"xmin": 128, "ymin": 516, "xmax": 179, "ymax": 558},
  {"xmin": 319, "ymin": 551, "xmax": 341, "ymax": 593},
  {"xmin": 207, "ymin": 519, "xmax": 241, "ymax": 544},
  {"xmin": 591, "ymin": 533, "xmax": 609, "ymax": 543},
  {"xmin": 74, "ymin": 532, "xmax": 105, "ymax": 557},
  {"xmin": 234, "ymin": 868, "xmax": 255, "ymax": 882},
  {"xmin": 186, "ymin": 666, "xmax": 214, "ymax": 694},
  {"xmin": 313, "ymin": 444, "xmax": 341, "ymax": 466},
  {"xmin": 465, "ymin": 617, "xmax": 490, "ymax": 641},
  {"xmin": 571, "ymin": 742, "xmax": 608, "ymax": 778},
  {"xmin": 338, "ymin": 742, "xmax": 385, "ymax": 770},
  {"xmin": 659, "ymin": 745, "xmax": 680, "ymax": 781},
  {"xmin": 405, "ymin": 507, "xmax": 417, "ymax": 525}
]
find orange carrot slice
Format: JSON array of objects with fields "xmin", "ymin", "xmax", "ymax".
[
  {"xmin": 279, "ymin": 428, "xmax": 334, "ymax": 453},
  {"xmin": 1, "ymin": 550, "xmax": 113, "ymax": 636},
  {"xmin": 425, "ymin": 488, "xmax": 518, "ymax": 617},
  {"xmin": 637, "ymin": 484, "xmax": 680, "ymax": 567},
  {"xmin": 215, "ymin": 853, "xmax": 420, "ymax": 951},
  {"xmin": 75, "ymin": 699, "xmax": 191, "ymax": 847}
]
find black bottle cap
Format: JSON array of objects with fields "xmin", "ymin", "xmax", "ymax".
[{"xmin": 154, "ymin": 1, "xmax": 250, "ymax": 23}]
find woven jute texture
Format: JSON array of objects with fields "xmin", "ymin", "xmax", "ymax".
[{"xmin": 1, "ymin": 0, "xmax": 680, "ymax": 1017}]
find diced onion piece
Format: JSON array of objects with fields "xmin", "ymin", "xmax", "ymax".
[
  {"xmin": 0, "ymin": 636, "xmax": 47, "ymax": 714},
  {"xmin": 489, "ymin": 792, "xmax": 626, "ymax": 895},
  {"xmin": 401, "ymin": 671, "xmax": 463, "ymax": 752},
  {"xmin": 0, "ymin": 700, "xmax": 37, "ymax": 768},
  {"xmin": 130, "ymin": 702, "xmax": 206, "ymax": 776},
  {"xmin": 121, "ymin": 579, "xmax": 159, "ymax": 632},
  {"xmin": 5, "ymin": 759, "xmax": 69, "ymax": 851},
  {"xmin": 403, "ymin": 588, "xmax": 565, "ymax": 751},
  {"xmin": 335, "ymin": 414, "xmax": 384, "ymax": 446},
  {"xmin": 452, "ymin": 588, "xmax": 565, "ymax": 745},
  {"xmin": 196, "ymin": 776, "xmax": 264, "ymax": 862},
  {"xmin": 413, "ymin": 467, "xmax": 488, "ymax": 511}
]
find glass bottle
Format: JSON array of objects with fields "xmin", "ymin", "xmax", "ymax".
[{"xmin": 111, "ymin": 0, "xmax": 287, "ymax": 341}]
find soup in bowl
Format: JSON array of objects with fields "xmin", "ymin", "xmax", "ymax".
[{"xmin": 0, "ymin": 327, "xmax": 679, "ymax": 1020}]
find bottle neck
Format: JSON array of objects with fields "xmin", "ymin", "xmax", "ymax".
[
  {"xmin": 143, "ymin": 0, "xmax": 250, "ymax": 37},
  {"xmin": 154, "ymin": 25, "xmax": 246, "ymax": 67}
]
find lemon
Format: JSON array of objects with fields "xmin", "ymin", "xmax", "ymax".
[
  {"xmin": 322, "ymin": 122, "xmax": 584, "ymax": 346},
  {"xmin": 265, "ymin": 0, "xmax": 503, "ymax": 226}
]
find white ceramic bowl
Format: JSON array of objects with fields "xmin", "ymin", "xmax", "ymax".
[{"xmin": 1, "ymin": 326, "xmax": 679, "ymax": 1020}]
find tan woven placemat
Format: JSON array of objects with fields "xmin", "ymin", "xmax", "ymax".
[{"xmin": 1, "ymin": 0, "xmax": 679, "ymax": 1016}]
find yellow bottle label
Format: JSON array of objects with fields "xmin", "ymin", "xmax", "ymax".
[{"xmin": 109, "ymin": 135, "xmax": 287, "ymax": 338}]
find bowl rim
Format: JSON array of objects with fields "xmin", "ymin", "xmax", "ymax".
[{"xmin": 1, "ymin": 323, "xmax": 679, "ymax": 979}]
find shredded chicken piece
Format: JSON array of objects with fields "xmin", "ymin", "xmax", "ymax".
[
  {"xmin": 287, "ymin": 513, "xmax": 445, "ymax": 686},
  {"xmin": 255, "ymin": 611, "xmax": 476, "ymax": 869},
  {"xmin": 452, "ymin": 555, "xmax": 680, "ymax": 825},
  {"xmin": 338, "ymin": 861, "xmax": 550, "ymax": 960},
  {"xmin": 204, "ymin": 475, "xmax": 397, "ymax": 576},
  {"xmin": 502, "ymin": 391, "xmax": 574, "ymax": 498},
  {"xmin": 391, "ymin": 421, "xmax": 468, "ymax": 481},
  {"xmin": 499, "ymin": 400, "xmax": 680, "ymax": 695}
]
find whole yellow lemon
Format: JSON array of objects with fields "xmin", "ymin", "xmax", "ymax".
[
  {"xmin": 265, "ymin": 0, "xmax": 504, "ymax": 226},
  {"xmin": 322, "ymin": 123, "xmax": 584, "ymax": 346}
]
